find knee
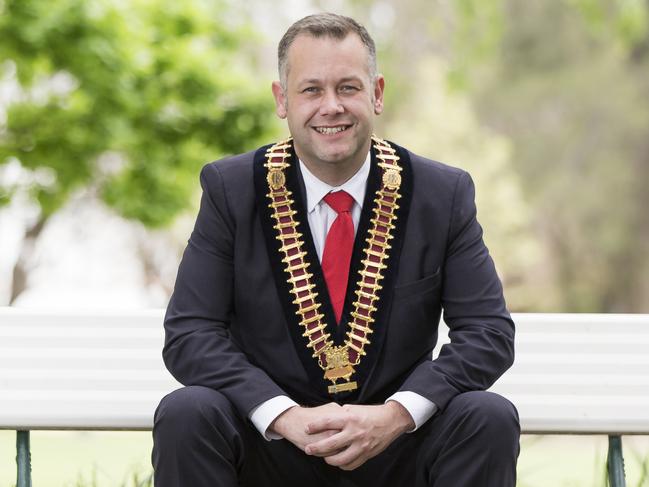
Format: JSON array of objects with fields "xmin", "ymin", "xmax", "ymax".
[
  {"xmin": 449, "ymin": 391, "xmax": 520, "ymax": 441},
  {"xmin": 154, "ymin": 386, "xmax": 237, "ymax": 435}
]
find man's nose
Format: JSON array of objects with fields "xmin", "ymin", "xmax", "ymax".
[{"xmin": 318, "ymin": 89, "xmax": 344, "ymax": 116}]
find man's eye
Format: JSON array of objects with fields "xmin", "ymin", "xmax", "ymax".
[
  {"xmin": 302, "ymin": 87, "xmax": 318, "ymax": 93},
  {"xmin": 340, "ymin": 85, "xmax": 360, "ymax": 93}
]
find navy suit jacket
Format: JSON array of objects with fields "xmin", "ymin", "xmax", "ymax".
[{"xmin": 163, "ymin": 140, "xmax": 515, "ymax": 420}]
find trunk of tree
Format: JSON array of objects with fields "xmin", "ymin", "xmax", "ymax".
[
  {"xmin": 135, "ymin": 228, "xmax": 175, "ymax": 301},
  {"xmin": 9, "ymin": 216, "xmax": 48, "ymax": 305}
]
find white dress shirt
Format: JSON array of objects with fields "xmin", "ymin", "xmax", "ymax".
[{"xmin": 249, "ymin": 153, "xmax": 437, "ymax": 440}]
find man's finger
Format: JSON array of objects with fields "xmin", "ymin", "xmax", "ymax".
[
  {"xmin": 305, "ymin": 429, "xmax": 338, "ymax": 446},
  {"xmin": 323, "ymin": 444, "xmax": 363, "ymax": 468},
  {"xmin": 305, "ymin": 416, "xmax": 347, "ymax": 434},
  {"xmin": 305, "ymin": 431, "xmax": 350, "ymax": 456}
]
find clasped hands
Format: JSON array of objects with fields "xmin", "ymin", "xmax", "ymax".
[{"xmin": 270, "ymin": 401, "xmax": 415, "ymax": 471}]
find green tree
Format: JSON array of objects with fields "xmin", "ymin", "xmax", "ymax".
[
  {"xmin": 453, "ymin": 0, "xmax": 649, "ymax": 312},
  {"xmin": 0, "ymin": 0, "xmax": 279, "ymax": 303}
]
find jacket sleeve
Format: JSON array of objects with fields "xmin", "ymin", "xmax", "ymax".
[
  {"xmin": 398, "ymin": 170, "xmax": 515, "ymax": 411},
  {"xmin": 162, "ymin": 162, "xmax": 287, "ymax": 417}
]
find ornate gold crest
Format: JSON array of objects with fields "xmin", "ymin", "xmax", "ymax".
[
  {"xmin": 382, "ymin": 169, "xmax": 401, "ymax": 190},
  {"xmin": 267, "ymin": 169, "xmax": 285, "ymax": 190}
]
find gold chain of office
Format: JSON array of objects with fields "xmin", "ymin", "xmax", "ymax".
[{"xmin": 264, "ymin": 135, "xmax": 402, "ymax": 394}]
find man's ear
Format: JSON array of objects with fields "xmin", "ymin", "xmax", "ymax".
[
  {"xmin": 373, "ymin": 75, "xmax": 385, "ymax": 115},
  {"xmin": 271, "ymin": 81, "xmax": 287, "ymax": 119}
]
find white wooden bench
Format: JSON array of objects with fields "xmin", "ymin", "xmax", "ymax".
[{"xmin": 1, "ymin": 308, "xmax": 648, "ymax": 487}]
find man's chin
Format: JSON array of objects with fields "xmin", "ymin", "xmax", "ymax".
[{"xmin": 313, "ymin": 148, "xmax": 354, "ymax": 166}]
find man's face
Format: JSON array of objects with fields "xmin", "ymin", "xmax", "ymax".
[{"xmin": 272, "ymin": 33, "xmax": 384, "ymax": 175}]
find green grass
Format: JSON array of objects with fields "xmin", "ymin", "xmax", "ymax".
[
  {"xmin": 0, "ymin": 431, "xmax": 152, "ymax": 487},
  {"xmin": 1, "ymin": 431, "xmax": 648, "ymax": 486},
  {"xmin": 517, "ymin": 435, "xmax": 649, "ymax": 487}
]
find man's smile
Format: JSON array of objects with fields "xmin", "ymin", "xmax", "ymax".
[{"xmin": 312, "ymin": 124, "xmax": 352, "ymax": 135}]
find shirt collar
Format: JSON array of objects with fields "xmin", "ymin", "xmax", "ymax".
[{"xmin": 299, "ymin": 152, "xmax": 371, "ymax": 214}]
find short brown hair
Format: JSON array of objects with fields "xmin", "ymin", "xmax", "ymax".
[{"xmin": 277, "ymin": 13, "xmax": 377, "ymax": 90}]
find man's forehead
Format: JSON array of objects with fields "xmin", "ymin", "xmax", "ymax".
[{"xmin": 286, "ymin": 33, "xmax": 370, "ymax": 79}]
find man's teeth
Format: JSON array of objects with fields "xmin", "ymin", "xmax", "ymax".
[{"xmin": 315, "ymin": 126, "xmax": 348, "ymax": 135}]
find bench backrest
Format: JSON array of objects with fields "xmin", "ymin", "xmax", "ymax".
[
  {"xmin": 0, "ymin": 308, "xmax": 178, "ymax": 430},
  {"xmin": 482, "ymin": 313, "xmax": 649, "ymax": 434},
  {"xmin": 1, "ymin": 308, "xmax": 648, "ymax": 434}
]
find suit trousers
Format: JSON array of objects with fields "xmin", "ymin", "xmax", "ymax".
[{"xmin": 152, "ymin": 386, "xmax": 520, "ymax": 487}]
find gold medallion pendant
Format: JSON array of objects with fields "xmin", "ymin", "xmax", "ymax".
[
  {"xmin": 264, "ymin": 135, "xmax": 402, "ymax": 394},
  {"xmin": 323, "ymin": 345, "xmax": 357, "ymax": 394}
]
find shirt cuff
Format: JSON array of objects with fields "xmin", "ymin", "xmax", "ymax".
[
  {"xmin": 249, "ymin": 395, "xmax": 298, "ymax": 441},
  {"xmin": 386, "ymin": 391, "xmax": 438, "ymax": 432}
]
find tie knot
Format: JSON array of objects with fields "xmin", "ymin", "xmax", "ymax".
[{"xmin": 323, "ymin": 190, "xmax": 354, "ymax": 214}]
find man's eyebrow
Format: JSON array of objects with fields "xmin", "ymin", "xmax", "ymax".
[
  {"xmin": 297, "ymin": 76, "xmax": 365, "ymax": 86},
  {"xmin": 339, "ymin": 76, "xmax": 364, "ymax": 84},
  {"xmin": 298, "ymin": 78, "xmax": 322, "ymax": 86}
]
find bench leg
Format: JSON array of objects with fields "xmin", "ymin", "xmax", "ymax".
[
  {"xmin": 16, "ymin": 430, "xmax": 32, "ymax": 487},
  {"xmin": 607, "ymin": 435, "xmax": 626, "ymax": 487}
]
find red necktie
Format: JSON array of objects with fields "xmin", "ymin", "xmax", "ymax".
[{"xmin": 321, "ymin": 191, "xmax": 355, "ymax": 323}]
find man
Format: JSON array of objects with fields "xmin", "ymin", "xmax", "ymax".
[{"xmin": 153, "ymin": 12, "xmax": 519, "ymax": 487}]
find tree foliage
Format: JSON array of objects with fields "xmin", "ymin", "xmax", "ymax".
[
  {"xmin": 0, "ymin": 0, "xmax": 278, "ymax": 227},
  {"xmin": 452, "ymin": 0, "xmax": 649, "ymax": 312}
]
